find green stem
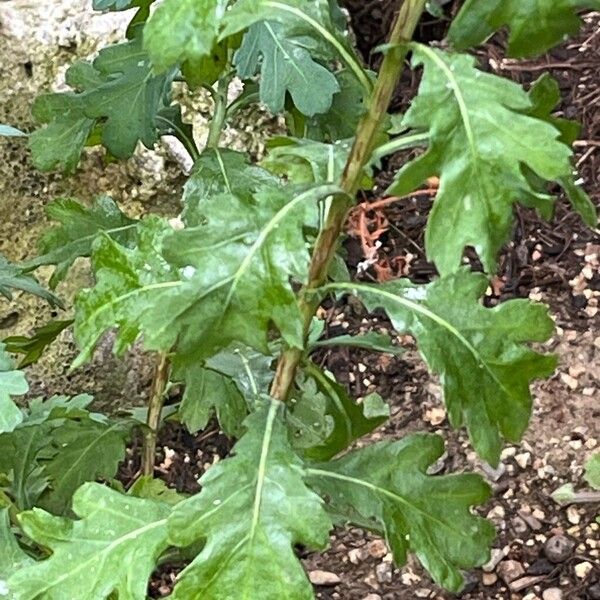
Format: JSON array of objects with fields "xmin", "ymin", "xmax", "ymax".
[
  {"xmin": 269, "ymin": 0, "xmax": 428, "ymax": 402},
  {"xmin": 370, "ymin": 131, "xmax": 429, "ymax": 164},
  {"xmin": 142, "ymin": 353, "xmax": 170, "ymax": 477},
  {"xmin": 206, "ymin": 73, "xmax": 232, "ymax": 149}
]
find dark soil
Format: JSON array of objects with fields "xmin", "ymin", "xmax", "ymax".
[{"xmin": 131, "ymin": 4, "xmax": 600, "ymax": 599}]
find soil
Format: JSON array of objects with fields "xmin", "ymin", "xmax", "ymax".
[{"xmin": 137, "ymin": 5, "xmax": 600, "ymax": 600}]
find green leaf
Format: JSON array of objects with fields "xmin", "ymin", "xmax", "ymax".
[
  {"xmin": 37, "ymin": 419, "xmax": 132, "ymax": 515},
  {"xmin": 388, "ymin": 45, "xmax": 574, "ymax": 275},
  {"xmin": 8, "ymin": 483, "xmax": 171, "ymax": 599},
  {"xmin": 448, "ymin": 0, "xmax": 600, "ymax": 58},
  {"xmin": 307, "ymin": 433, "xmax": 495, "ymax": 592},
  {"xmin": 176, "ymin": 364, "xmax": 247, "ymax": 437},
  {"xmin": 29, "ymin": 37, "xmax": 175, "ymax": 172},
  {"xmin": 0, "ymin": 509, "xmax": 32, "ymax": 582},
  {"xmin": 287, "ymin": 374, "xmax": 334, "ymax": 450},
  {"xmin": 221, "ymin": 0, "xmax": 371, "ymax": 97},
  {"xmin": 311, "ymin": 331, "xmax": 403, "ymax": 356},
  {"xmin": 0, "ymin": 343, "xmax": 28, "ymax": 434},
  {"xmin": 0, "ymin": 426, "xmax": 49, "ymax": 511},
  {"xmin": 322, "ymin": 270, "xmax": 557, "ymax": 466},
  {"xmin": 128, "ymin": 476, "xmax": 185, "ymax": 505},
  {"xmin": 0, "ymin": 395, "xmax": 130, "ymax": 514},
  {"xmin": 0, "ymin": 255, "xmax": 61, "ymax": 307},
  {"xmin": 168, "ymin": 401, "xmax": 332, "ymax": 599},
  {"xmin": 306, "ymin": 69, "xmax": 368, "ymax": 141},
  {"xmin": 23, "ymin": 197, "xmax": 137, "ymax": 288},
  {"xmin": 143, "ymin": 0, "xmax": 228, "ymax": 73},
  {"xmin": 180, "ymin": 149, "xmax": 280, "ymax": 226},
  {"xmin": 0, "ymin": 124, "xmax": 27, "ymax": 137},
  {"xmin": 235, "ymin": 21, "xmax": 339, "ymax": 116},
  {"xmin": 93, "ymin": 0, "xmax": 152, "ymax": 10},
  {"xmin": 262, "ymin": 137, "xmax": 356, "ymax": 185},
  {"xmin": 3, "ymin": 320, "xmax": 73, "ymax": 368},
  {"xmin": 524, "ymin": 74, "xmax": 597, "ymax": 227},
  {"xmin": 585, "ymin": 453, "xmax": 600, "ymax": 490},
  {"xmin": 299, "ymin": 363, "xmax": 389, "ymax": 460},
  {"xmin": 73, "ymin": 184, "xmax": 343, "ymax": 366}
]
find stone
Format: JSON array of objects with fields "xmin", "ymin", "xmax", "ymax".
[
  {"xmin": 527, "ymin": 558, "xmax": 554, "ymax": 575},
  {"xmin": 482, "ymin": 573, "xmax": 498, "ymax": 586},
  {"xmin": 362, "ymin": 595, "xmax": 382, "ymax": 600},
  {"xmin": 542, "ymin": 588, "xmax": 563, "ymax": 600},
  {"xmin": 483, "ymin": 548, "xmax": 506, "ymax": 572},
  {"xmin": 567, "ymin": 506, "xmax": 581, "ymax": 525},
  {"xmin": 415, "ymin": 589, "xmax": 432, "ymax": 598},
  {"xmin": 544, "ymin": 535, "xmax": 574, "ymax": 563},
  {"xmin": 574, "ymin": 561, "xmax": 593, "ymax": 579},
  {"xmin": 349, "ymin": 547, "xmax": 368, "ymax": 564},
  {"xmin": 509, "ymin": 575, "xmax": 545, "ymax": 592},
  {"xmin": 515, "ymin": 452, "xmax": 531, "ymax": 469},
  {"xmin": 309, "ymin": 570, "xmax": 341, "ymax": 586},
  {"xmin": 367, "ymin": 539, "xmax": 387, "ymax": 559},
  {"xmin": 497, "ymin": 560, "xmax": 525, "ymax": 584},
  {"xmin": 375, "ymin": 562, "xmax": 392, "ymax": 584}
]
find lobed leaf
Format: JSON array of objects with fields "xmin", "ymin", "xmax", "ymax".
[
  {"xmin": 235, "ymin": 21, "xmax": 339, "ymax": 116},
  {"xmin": 322, "ymin": 270, "xmax": 557, "ymax": 466},
  {"xmin": 308, "ymin": 433, "xmax": 495, "ymax": 592},
  {"xmin": 168, "ymin": 401, "xmax": 332, "ymax": 599},
  {"xmin": 143, "ymin": 0, "xmax": 228, "ymax": 73},
  {"xmin": 29, "ymin": 37, "xmax": 175, "ymax": 172},
  {"xmin": 23, "ymin": 197, "xmax": 137, "ymax": 288},
  {"xmin": 0, "ymin": 255, "xmax": 61, "ymax": 307},
  {"xmin": 0, "ymin": 395, "xmax": 132, "ymax": 513},
  {"xmin": 73, "ymin": 181, "xmax": 343, "ymax": 366},
  {"xmin": 3, "ymin": 320, "xmax": 73, "ymax": 368},
  {"xmin": 8, "ymin": 483, "xmax": 171, "ymax": 600},
  {"xmin": 0, "ymin": 343, "xmax": 28, "ymax": 434},
  {"xmin": 448, "ymin": 0, "xmax": 600, "ymax": 58},
  {"xmin": 388, "ymin": 46, "xmax": 575, "ymax": 275},
  {"xmin": 0, "ymin": 509, "xmax": 32, "ymax": 583}
]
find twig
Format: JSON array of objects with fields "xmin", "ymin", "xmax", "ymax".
[{"xmin": 142, "ymin": 353, "xmax": 170, "ymax": 477}]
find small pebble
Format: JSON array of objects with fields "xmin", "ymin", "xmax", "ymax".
[
  {"xmin": 497, "ymin": 559, "xmax": 525, "ymax": 584},
  {"xmin": 544, "ymin": 535, "xmax": 574, "ymax": 563},
  {"xmin": 542, "ymin": 588, "xmax": 563, "ymax": 600},
  {"xmin": 375, "ymin": 562, "xmax": 392, "ymax": 584},
  {"xmin": 574, "ymin": 561, "xmax": 593, "ymax": 579},
  {"xmin": 309, "ymin": 570, "xmax": 341, "ymax": 586},
  {"xmin": 482, "ymin": 572, "xmax": 498, "ymax": 586}
]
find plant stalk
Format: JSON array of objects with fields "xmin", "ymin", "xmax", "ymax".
[
  {"xmin": 206, "ymin": 73, "xmax": 232, "ymax": 149},
  {"xmin": 270, "ymin": 0, "xmax": 427, "ymax": 402},
  {"xmin": 142, "ymin": 353, "xmax": 170, "ymax": 477}
]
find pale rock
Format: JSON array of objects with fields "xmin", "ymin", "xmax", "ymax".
[
  {"xmin": 497, "ymin": 560, "xmax": 525, "ymax": 584},
  {"xmin": 574, "ymin": 561, "xmax": 593, "ymax": 579},
  {"xmin": 482, "ymin": 573, "xmax": 498, "ymax": 586},
  {"xmin": 509, "ymin": 575, "xmax": 545, "ymax": 592},
  {"xmin": 483, "ymin": 548, "xmax": 506, "ymax": 572},
  {"xmin": 375, "ymin": 562, "xmax": 392, "ymax": 584},
  {"xmin": 542, "ymin": 587, "xmax": 563, "ymax": 600},
  {"xmin": 367, "ymin": 540, "xmax": 387, "ymax": 559},
  {"xmin": 515, "ymin": 452, "xmax": 531, "ymax": 469},
  {"xmin": 566, "ymin": 506, "xmax": 581, "ymax": 525},
  {"xmin": 415, "ymin": 589, "xmax": 432, "ymax": 598},
  {"xmin": 362, "ymin": 595, "xmax": 382, "ymax": 600},
  {"xmin": 560, "ymin": 372, "xmax": 578, "ymax": 390},
  {"xmin": 349, "ymin": 547, "xmax": 368, "ymax": 564},
  {"xmin": 309, "ymin": 570, "xmax": 341, "ymax": 586}
]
